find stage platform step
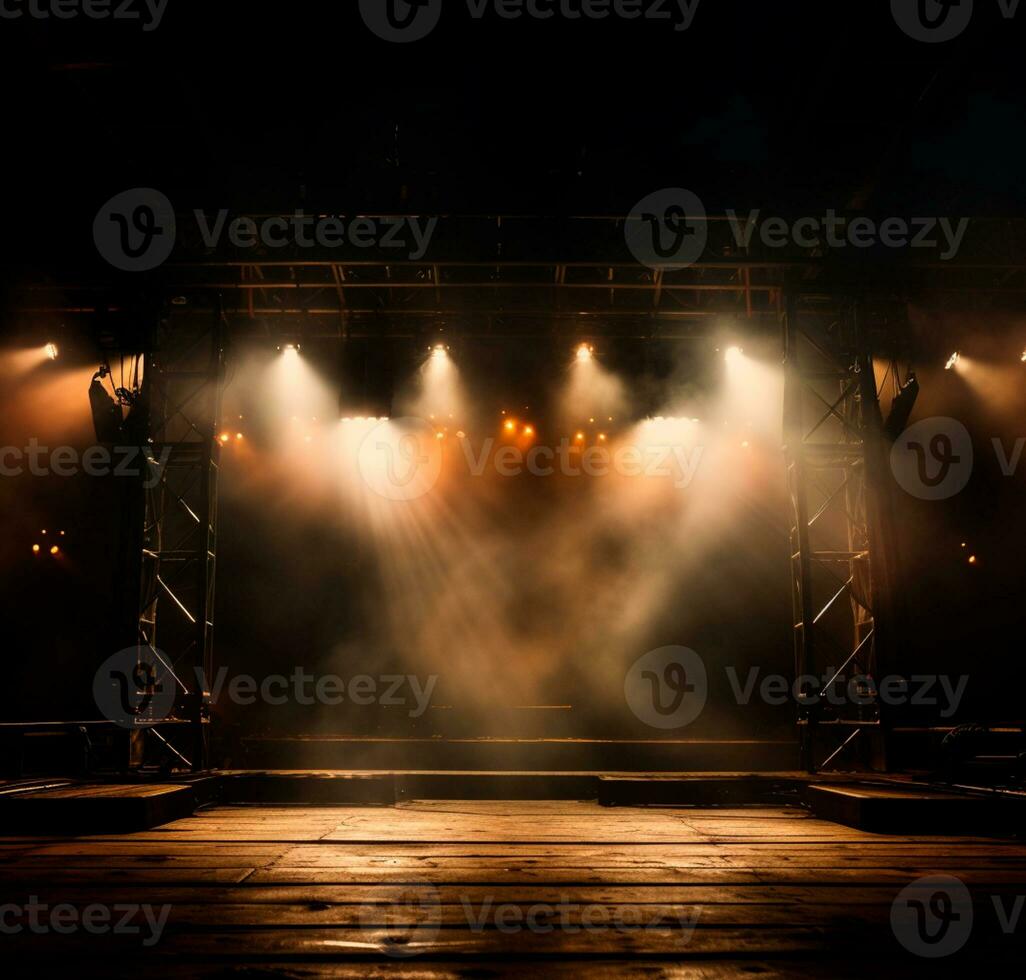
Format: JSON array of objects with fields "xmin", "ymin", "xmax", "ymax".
[
  {"xmin": 217, "ymin": 769, "xmax": 831, "ymax": 804},
  {"xmin": 807, "ymin": 782, "xmax": 1026, "ymax": 834},
  {"xmin": 0, "ymin": 782, "xmax": 198, "ymax": 833},
  {"xmin": 236, "ymin": 735, "xmax": 801, "ymax": 771}
]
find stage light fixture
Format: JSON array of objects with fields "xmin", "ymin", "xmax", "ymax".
[
  {"xmin": 504, "ymin": 419, "xmax": 516, "ymax": 433},
  {"xmin": 576, "ymin": 343, "xmax": 594, "ymax": 361},
  {"xmin": 945, "ymin": 351, "xmax": 960, "ymax": 370},
  {"xmin": 884, "ymin": 372, "xmax": 919, "ymax": 441},
  {"xmin": 523, "ymin": 425, "xmax": 535, "ymax": 437},
  {"xmin": 430, "ymin": 343, "xmax": 449, "ymax": 359},
  {"xmin": 49, "ymin": 545, "xmax": 59, "ymax": 556},
  {"xmin": 44, "ymin": 342, "xmax": 58, "ymax": 361},
  {"xmin": 32, "ymin": 544, "xmax": 40, "ymax": 554},
  {"xmin": 724, "ymin": 345, "xmax": 744, "ymax": 363},
  {"xmin": 89, "ymin": 369, "xmax": 124, "ymax": 443},
  {"xmin": 218, "ymin": 433, "xmax": 230, "ymax": 444},
  {"xmin": 1020, "ymin": 349, "xmax": 1026, "ymax": 363}
]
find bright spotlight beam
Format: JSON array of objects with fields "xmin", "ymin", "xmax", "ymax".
[
  {"xmin": 44, "ymin": 342, "xmax": 59, "ymax": 361},
  {"xmin": 945, "ymin": 351, "xmax": 960, "ymax": 371}
]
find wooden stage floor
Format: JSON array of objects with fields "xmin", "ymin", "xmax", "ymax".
[{"xmin": 2, "ymin": 799, "xmax": 1025, "ymax": 976}]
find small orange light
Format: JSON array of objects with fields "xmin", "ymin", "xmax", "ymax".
[
  {"xmin": 523, "ymin": 425, "xmax": 535, "ymax": 437},
  {"xmin": 968, "ymin": 555, "xmax": 977, "ymax": 564},
  {"xmin": 575, "ymin": 432, "xmax": 585, "ymax": 442},
  {"xmin": 235, "ymin": 432, "xmax": 243, "ymax": 440},
  {"xmin": 32, "ymin": 544, "xmax": 40, "ymax": 554},
  {"xmin": 41, "ymin": 529, "xmax": 47, "ymax": 535},
  {"xmin": 597, "ymin": 433, "xmax": 607, "ymax": 442},
  {"xmin": 435, "ymin": 431, "xmax": 445, "ymax": 440},
  {"xmin": 49, "ymin": 545, "xmax": 59, "ymax": 555},
  {"xmin": 504, "ymin": 420, "xmax": 516, "ymax": 433},
  {"xmin": 218, "ymin": 433, "xmax": 230, "ymax": 444}
]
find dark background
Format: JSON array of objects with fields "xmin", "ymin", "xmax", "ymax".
[{"xmin": 2, "ymin": 1, "xmax": 1025, "ymax": 737}]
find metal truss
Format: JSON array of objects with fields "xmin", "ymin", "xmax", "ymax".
[
  {"xmin": 783, "ymin": 294, "xmax": 897, "ymax": 773},
  {"xmin": 17, "ymin": 215, "xmax": 1026, "ymax": 338},
  {"xmin": 135, "ymin": 307, "xmax": 226, "ymax": 771}
]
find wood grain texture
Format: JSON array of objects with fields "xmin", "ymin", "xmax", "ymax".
[{"xmin": 2, "ymin": 799, "xmax": 1024, "ymax": 975}]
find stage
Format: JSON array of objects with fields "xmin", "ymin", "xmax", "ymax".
[{"xmin": 2, "ymin": 786, "xmax": 1025, "ymax": 975}]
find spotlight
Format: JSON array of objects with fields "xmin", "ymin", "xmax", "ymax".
[
  {"xmin": 968, "ymin": 554, "xmax": 978, "ymax": 565},
  {"xmin": 235, "ymin": 432, "xmax": 243, "ymax": 440},
  {"xmin": 575, "ymin": 343, "xmax": 594, "ymax": 362},
  {"xmin": 49, "ymin": 545, "xmax": 59, "ymax": 556},
  {"xmin": 44, "ymin": 342, "xmax": 58, "ymax": 361},
  {"xmin": 218, "ymin": 433, "xmax": 230, "ymax": 444},
  {"xmin": 597, "ymin": 433, "xmax": 607, "ymax": 442},
  {"xmin": 430, "ymin": 343, "xmax": 449, "ymax": 359},
  {"xmin": 1020, "ymin": 349, "xmax": 1026, "ymax": 363},
  {"xmin": 504, "ymin": 419, "xmax": 516, "ymax": 433},
  {"xmin": 523, "ymin": 425, "xmax": 535, "ymax": 437},
  {"xmin": 945, "ymin": 351, "xmax": 960, "ymax": 370},
  {"xmin": 724, "ymin": 345, "xmax": 744, "ymax": 363},
  {"xmin": 575, "ymin": 431, "xmax": 585, "ymax": 442},
  {"xmin": 277, "ymin": 342, "xmax": 301, "ymax": 352},
  {"xmin": 32, "ymin": 544, "xmax": 40, "ymax": 554}
]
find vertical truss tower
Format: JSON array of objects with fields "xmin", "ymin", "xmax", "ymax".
[
  {"xmin": 783, "ymin": 293, "xmax": 899, "ymax": 773},
  {"xmin": 135, "ymin": 307, "xmax": 226, "ymax": 771}
]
